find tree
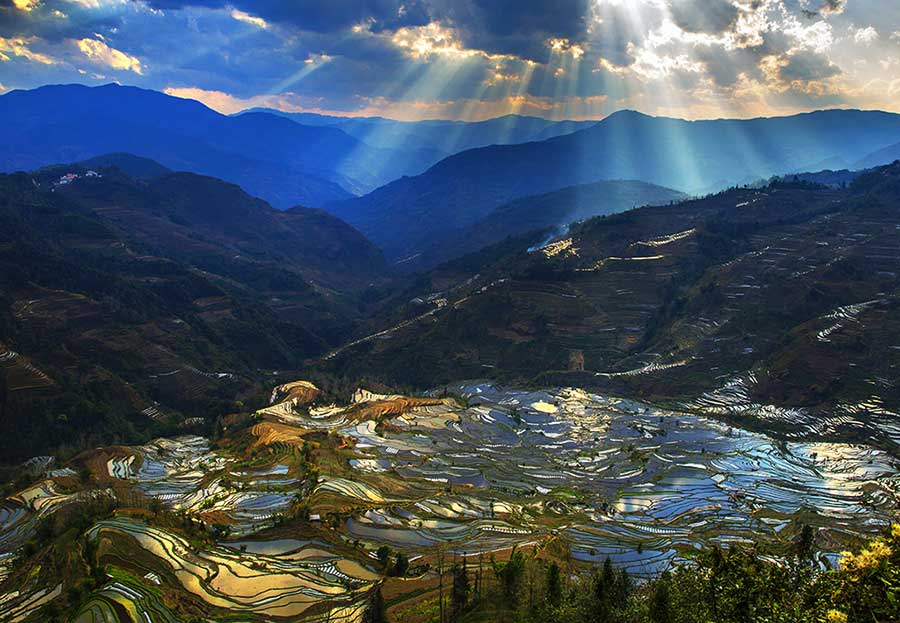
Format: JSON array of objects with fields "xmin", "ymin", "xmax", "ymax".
[
  {"xmin": 546, "ymin": 562, "xmax": 562, "ymax": 607},
  {"xmin": 493, "ymin": 547, "xmax": 525, "ymax": 606},
  {"xmin": 363, "ymin": 586, "xmax": 388, "ymax": 623},
  {"xmin": 451, "ymin": 561, "xmax": 470, "ymax": 622},
  {"xmin": 376, "ymin": 545, "xmax": 391, "ymax": 572},
  {"xmin": 649, "ymin": 572, "xmax": 672, "ymax": 623},
  {"xmin": 591, "ymin": 556, "xmax": 631, "ymax": 621},
  {"xmin": 438, "ymin": 546, "xmax": 445, "ymax": 623},
  {"xmin": 148, "ymin": 497, "xmax": 163, "ymax": 515},
  {"xmin": 392, "ymin": 551, "xmax": 410, "ymax": 577}
]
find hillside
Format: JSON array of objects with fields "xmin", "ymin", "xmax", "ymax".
[
  {"xmin": 396, "ymin": 179, "xmax": 685, "ymax": 270},
  {"xmin": 0, "ymin": 84, "xmax": 441, "ymax": 206},
  {"xmin": 0, "ymin": 161, "xmax": 386, "ymax": 461},
  {"xmin": 856, "ymin": 140, "xmax": 900, "ymax": 169},
  {"xmin": 329, "ymin": 109, "xmax": 900, "ymax": 262},
  {"xmin": 76, "ymin": 153, "xmax": 172, "ymax": 180},
  {"xmin": 319, "ymin": 162, "xmax": 900, "ymax": 452}
]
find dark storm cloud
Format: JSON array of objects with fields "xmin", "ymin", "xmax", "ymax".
[
  {"xmin": 668, "ymin": 0, "xmax": 739, "ymax": 34},
  {"xmin": 142, "ymin": 0, "xmax": 431, "ymax": 33},
  {"xmin": 138, "ymin": 0, "xmax": 590, "ymax": 61},
  {"xmin": 817, "ymin": 0, "xmax": 847, "ymax": 15},
  {"xmin": 0, "ymin": 1, "xmax": 124, "ymax": 41},
  {"xmin": 428, "ymin": 0, "xmax": 591, "ymax": 60},
  {"xmin": 777, "ymin": 49, "xmax": 841, "ymax": 83}
]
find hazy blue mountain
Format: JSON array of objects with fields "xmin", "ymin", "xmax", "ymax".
[
  {"xmin": 241, "ymin": 108, "xmax": 597, "ymax": 160},
  {"xmin": 330, "ymin": 108, "xmax": 900, "ymax": 262},
  {"xmin": 0, "ymin": 84, "xmax": 440, "ymax": 206},
  {"xmin": 855, "ymin": 141, "xmax": 900, "ymax": 169}
]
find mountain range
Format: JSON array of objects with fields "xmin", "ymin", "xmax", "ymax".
[
  {"xmin": 3, "ymin": 83, "xmax": 900, "ymax": 460},
  {"xmin": 329, "ymin": 108, "xmax": 900, "ymax": 265},
  {"xmin": 2, "ymin": 149, "xmax": 900, "ymax": 460},
  {"xmin": 242, "ymin": 108, "xmax": 597, "ymax": 160},
  {"xmin": 5, "ymin": 86, "xmax": 900, "ymax": 275},
  {"xmin": 0, "ymin": 83, "xmax": 446, "ymax": 206}
]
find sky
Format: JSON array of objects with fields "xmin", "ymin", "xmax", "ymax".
[{"xmin": 0, "ymin": 0, "xmax": 898, "ymax": 121}]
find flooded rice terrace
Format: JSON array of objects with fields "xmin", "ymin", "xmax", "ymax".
[
  {"xmin": 2, "ymin": 382, "xmax": 898, "ymax": 593},
  {"xmin": 338, "ymin": 383, "xmax": 900, "ymax": 573}
]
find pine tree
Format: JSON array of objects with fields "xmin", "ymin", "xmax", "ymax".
[
  {"xmin": 363, "ymin": 586, "xmax": 388, "ymax": 623},
  {"xmin": 451, "ymin": 561, "xmax": 470, "ymax": 622},
  {"xmin": 393, "ymin": 551, "xmax": 410, "ymax": 577},
  {"xmin": 546, "ymin": 562, "xmax": 562, "ymax": 607},
  {"xmin": 649, "ymin": 573, "xmax": 672, "ymax": 623}
]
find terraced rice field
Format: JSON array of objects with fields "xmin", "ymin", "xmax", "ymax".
[
  {"xmin": 3, "ymin": 380, "xmax": 899, "ymax": 620},
  {"xmin": 105, "ymin": 436, "xmax": 297, "ymax": 535},
  {"xmin": 683, "ymin": 372, "xmax": 900, "ymax": 448},
  {"xmin": 0, "ymin": 482, "xmax": 115, "ymax": 583},
  {"xmin": 296, "ymin": 383, "xmax": 900, "ymax": 574},
  {"xmin": 73, "ymin": 577, "xmax": 180, "ymax": 623},
  {"xmin": 88, "ymin": 518, "xmax": 378, "ymax": 620},
  {"xmin": 0, "ymin": 347, "xmax": 53, "ymax": 391},
  {"xmin": 0, "ymin": 582, "xmax": 62, "ymax": 623}
]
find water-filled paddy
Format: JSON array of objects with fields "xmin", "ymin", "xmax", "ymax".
[
  {"xmin": 327, "ymin": 383, "xmax": 900, "ymax": 570},
  {"xmin": 2, "ymin": 379, "xmax": 897, "ymax": 609}
]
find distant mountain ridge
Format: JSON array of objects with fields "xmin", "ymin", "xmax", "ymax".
[
  {"xmin": 242, "ymin": 108, "xmax": 598, "ymax": 160},
  {"xmin": 0, "ymin": 84, "xmax": 444, "ymax": 207},
  {"xmin": 856, "ymin": 141, "xmax": 900, "ymax": 169},
  {"xmin": 329, "ymin": 108, "xmax": 900, "ymax": 264}
]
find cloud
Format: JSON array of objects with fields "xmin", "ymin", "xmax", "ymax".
[
  {"xmin": 761, "ymin": 49, "xmax": 841, "ymax": 94},
  {"xmin": 164, "ymin": 86, "xmax": 280, "ymax": 113},
  {"xmin": 230, "ymin": 9, "xmax": 267, "ymax": 29},
  {"xmin": 818, "ymin": 0, "xmax": 847, "ymax": 15},
  {"xmin": 0, "ymin": 0, "xmax": 898, "ymax": 121},
  {"xmin": 11, "ymin": 0, "xmax": 40, "ymax": 11},
  {"xmin": 0, "ymin": 35, "xmax": 56, "ymax": 63},
  {"xmin": 782, "ymin": 15, "xmax": 834, "ymax": 53},
  {"xmin": 389, "ymin": 21, "xmax": 486, "ymax": 60},
  {"xmin": 428, "ymin": 0, "xmax": 591, "ymax": 61},
  {"xmin": 75, "ymin": 36, "xmax": 143, "ymax": 73},
  {"xmin": 143, "ymin": 0, "xmax": 431, "ymax": 33},
  {"xmin": 669, "ymin": 0, "xmax": 739, "ymax": 34},
  {"xmin": 853, "ymin": 25, "xmax": 878, "ymax": 45},
  {"xmin": 138, "ymin": 0, "xmax": 591, "ymax": 62}
]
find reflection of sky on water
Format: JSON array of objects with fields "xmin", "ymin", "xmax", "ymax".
[{"xmin": 342, "ymin": 382, "xmax": 899, "ymax": 572}]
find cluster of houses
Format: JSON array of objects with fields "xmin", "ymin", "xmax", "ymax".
[{"xmin": 55, "ymin": 169, "xmax": 101, "ymax": 186}]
